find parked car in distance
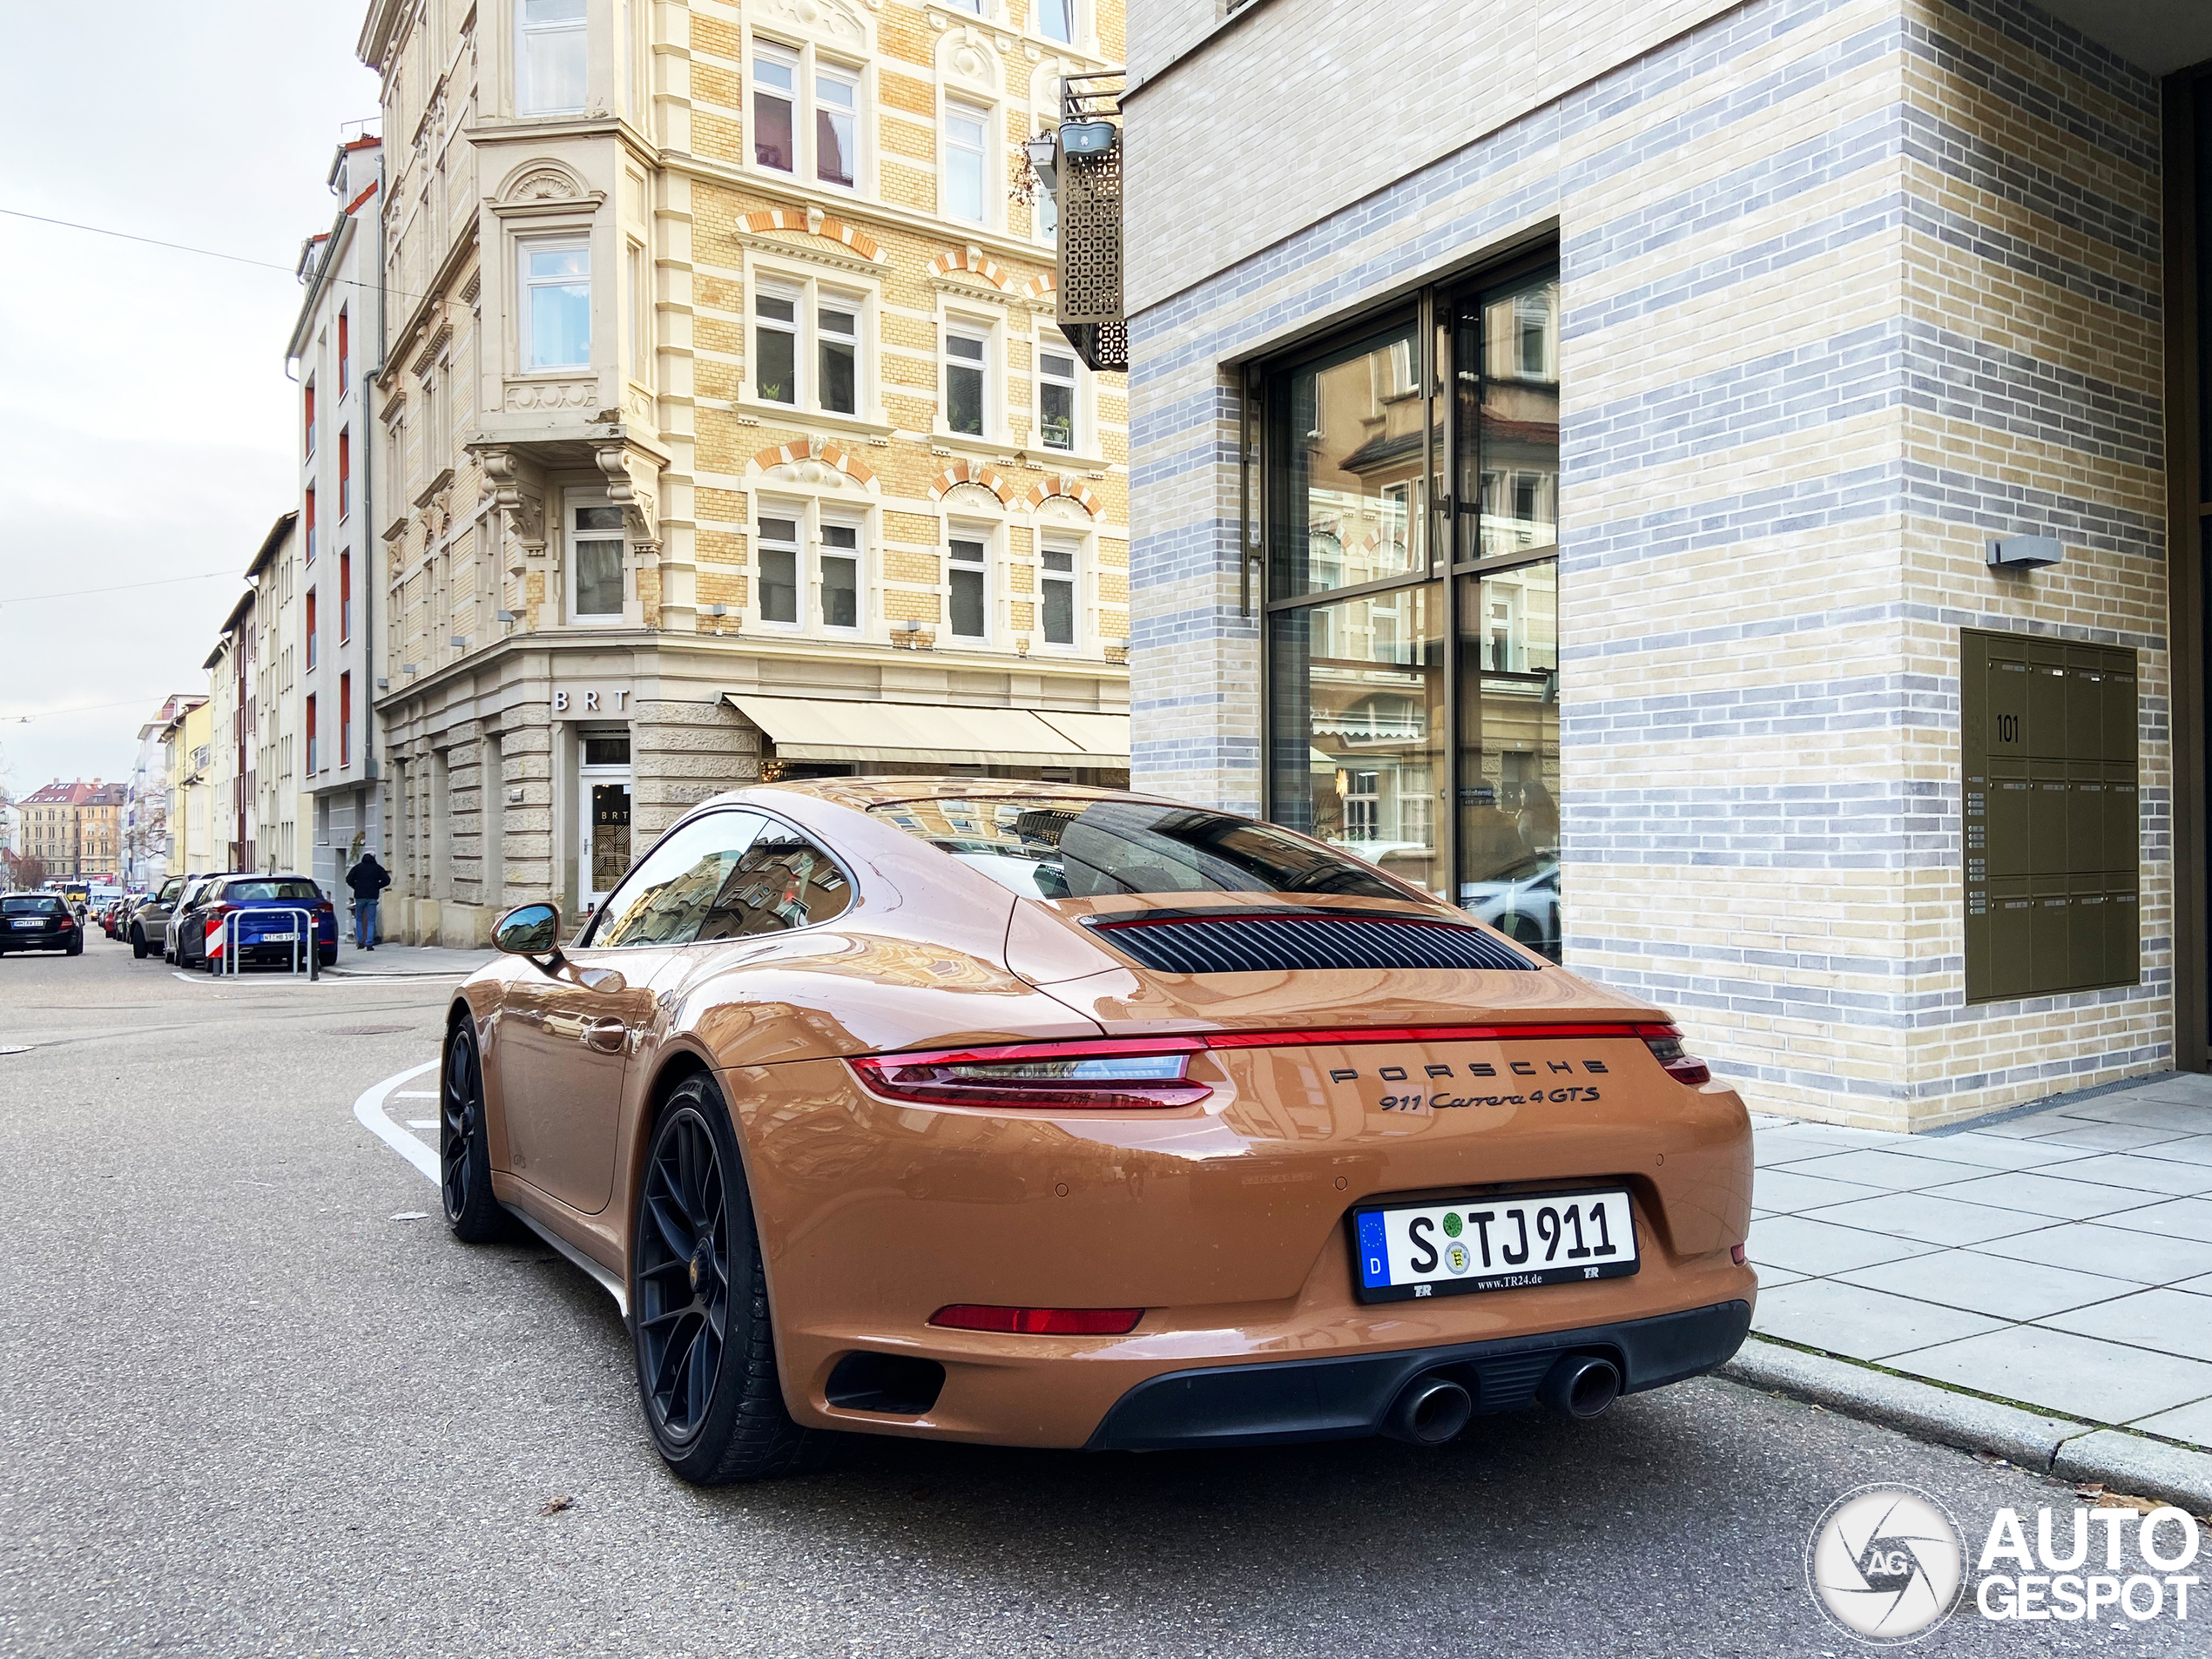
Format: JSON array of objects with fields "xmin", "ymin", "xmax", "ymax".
[
  {"xmin": 1460, "ymin": 856, "xmax": 1561, "ymax": 961},
  {"xmin": 135, "ymin": 875, "xmax": 192, "ymax": 961},
  {"xmin": 179, "ymin": 874, "xmax": 338, "ymax": 972},
  {"xmin": 0, "ymin": 892, "xmax": 84, "ymax": 957}
]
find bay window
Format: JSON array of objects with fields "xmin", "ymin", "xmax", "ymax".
[
  {"xmin": 518, "ymin": 0, "xmax": 588, "ymax": 115},
  {"xmin": 1263, "ymin": 260, "xmax": 1561, "ymax": 956},
  {"xmin": 523, "ymin": 240, "xmax": 591, "ymax": 369}
]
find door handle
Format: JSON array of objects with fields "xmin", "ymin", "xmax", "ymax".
[{"xmin": 583, "ymin": 1018, "xmax": 629, "ymax": 1055}]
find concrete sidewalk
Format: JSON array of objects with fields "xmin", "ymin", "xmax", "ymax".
[
  {"xmin": 323, "ymin": 942, "xmax": 496, "ymax": 979},
  {"xmin": 1735, "ymin": 1071, "xmax": 2212, "ymax": 1505}
]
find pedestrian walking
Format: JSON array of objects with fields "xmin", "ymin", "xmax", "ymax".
[{"xmin": 346, "ymin": 850, "xmax": 391, "ymax": 950}]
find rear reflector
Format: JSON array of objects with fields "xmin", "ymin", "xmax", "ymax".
[{"xmin": 930, "ymin": 1305, "xmax": 1142, "ymax": 1336}]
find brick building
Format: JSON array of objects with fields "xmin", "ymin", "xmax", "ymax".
[
  {"xmin": 1118, "ymin": 0, "xmax": 2212, "ymax": 1130},
  {"xmin": 357, "ymin": 0, "xmax": 1130, "ymax": 946}
]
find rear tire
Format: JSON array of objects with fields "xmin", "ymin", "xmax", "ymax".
[
  {"xmin": 440, "ymin": 1022, "xmax": 510, "ymax": 1244},
  {"xmin": 632, "ymin": 1075, "xmax": 839, "ymax": 1485},
  {"xmin": 65, "ymin": 936, "xmax": 82, "ymax": 957},
  {"xmin": 131, "ymin": 927, "xmax": 148, "ymax": 960}
]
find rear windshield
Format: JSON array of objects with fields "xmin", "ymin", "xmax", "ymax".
[
  {"xmin": 870, "ymin": 796, "xmax": 1407, "ymax": 902},
  {"xmin": 224, "ymin": 879, "xmax": 322, "ymax": 903},
  {"xmin": 2, "ymin": 896, "xmax": 63, "ymax": 915}
]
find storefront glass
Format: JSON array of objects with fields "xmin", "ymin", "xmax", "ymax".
[{"xmin": 1265, "ymin": 260, "xmax": 1561, "ymax": 955}]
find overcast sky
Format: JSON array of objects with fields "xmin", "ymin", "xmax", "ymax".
[{"xmin": 0, "ymin": 2, "xmax": 379, "ymax": 797}]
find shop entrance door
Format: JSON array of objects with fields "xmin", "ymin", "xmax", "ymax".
[{"xmin": 577, "ymin": 732, "xmax": 632, "ymax": 913}]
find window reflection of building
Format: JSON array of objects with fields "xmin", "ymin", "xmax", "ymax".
[{"xmin": 1264, "ymin": 264, "xmax": 1561, "ymax": 957}]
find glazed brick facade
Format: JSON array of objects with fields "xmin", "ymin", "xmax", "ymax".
[{"xmin": 1123, "ymin": 0, "xmax": 2170, "ymax": 1129}]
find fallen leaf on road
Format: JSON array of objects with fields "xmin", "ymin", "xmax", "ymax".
[
  {"xmin": 541, "ymin": 1495, "xmax": 574, "ymax": 1515},
  {"xmin": 389, "ymin": 1211, "xmax": 430, "ymax": 1221}
]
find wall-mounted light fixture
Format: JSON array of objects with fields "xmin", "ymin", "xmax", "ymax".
[{"xmin": 1988, "ymin": 535, "xmax": 2062, "ymax": 570}]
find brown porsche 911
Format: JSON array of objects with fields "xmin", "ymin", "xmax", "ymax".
[{"xmin": 443, "ymin": 779, "xmax": 1755, "ymax": 1484}]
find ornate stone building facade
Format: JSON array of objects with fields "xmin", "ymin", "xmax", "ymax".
[{"xmin": 359, "ymin": 0, "xmax": 1129, "ymax": 945}]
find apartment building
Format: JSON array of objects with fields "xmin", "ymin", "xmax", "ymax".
[
  {"xmin": 19, "ymin": 779, "xmax": 125, "ymax": 882},
  {"xmin": 1117, "ymin": 0, "xmax": 2212, "ymax": 1130},
  {"xmin": 288, "ymin": 136, "xmax": 387, "ymax": 898},
  {"xmin": 357, "ymin": 0, "xmax": 1130, "ymax": 945},
  {"xmin": 167, "ymin": 698, "xmax": 216, "ymax": 878},
  {"xmin": 202, "ymin": 590, "xmax": 257, "ymax": 872},
  {"xmin": 245, "ymin": 515, "xmax": 307, "ymax": 873}
]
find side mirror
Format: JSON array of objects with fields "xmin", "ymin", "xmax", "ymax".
[{"xmin": 494, "ymin": 902, "xmax": 563, "ymax": 967}]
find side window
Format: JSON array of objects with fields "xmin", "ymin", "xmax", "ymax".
[
  {"xmin": 695, "ymin": 820, "xmax": 852, "ymax": 939},
  {"xmin": 591, "ymin": 812, "xmax": 765, "ymax": 947}
]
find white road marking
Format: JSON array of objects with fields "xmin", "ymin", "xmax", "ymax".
[
  {"xmin": 394, "ymin": 1089, "xmax": 435, "ymax": 1098},
  {"xmin": 405, "ymin": 1119, "xmax": 436, "ymax": 1130},
  {"xmin": 354, "ymin": 1058, "xmax": 630, "ymax": 1316}
]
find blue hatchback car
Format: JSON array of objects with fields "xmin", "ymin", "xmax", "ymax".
[{"xmin": 181, "ymin": 875, "xmax": 339, "ymax": 971}]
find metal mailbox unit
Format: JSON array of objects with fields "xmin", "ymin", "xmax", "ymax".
[{"xmin": 1961, "ymin": 629, "xmax": 2140, "ymax": 1002}]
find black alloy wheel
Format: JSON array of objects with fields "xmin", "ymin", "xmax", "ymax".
[
  {"xmin": 440, "ymin": 1022, "xmax": 508, "ymax": 1242},
  {"xmin": 631, "ymin": 1075, "xmax": 838, "ymax": 1484}
]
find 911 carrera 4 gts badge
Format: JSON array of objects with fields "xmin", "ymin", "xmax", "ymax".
[{"xmin": 1331, "ymin": 1057, "xmax": 1609, "ymax": 1112}]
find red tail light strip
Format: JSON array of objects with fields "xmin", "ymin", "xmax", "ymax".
[{"xmin": 876, "ymin": 1023, "xmax": 1678, "ymax": 1070}]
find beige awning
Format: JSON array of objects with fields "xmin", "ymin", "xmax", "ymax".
[
  {"xmin": 724, "ymin": 695, "xmax": 1129, "ymax": 769},
  {"xmin": 1032, "ymin": 710, "xmax": 1132, "ymax": 759}
]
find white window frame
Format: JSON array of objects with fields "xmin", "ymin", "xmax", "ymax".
[
  {"xmin": 1035, "ymin": 340, "xmax": 1081, "ymax": 455},
  {"xmin": 945, "ymin": 523, "xmax": 994, "ymax": 644},
  {"xmin": 1037, "ymin": 533, "xmax": 1082, "ymax": 652},
  {"xmin": 752, "ymin": 280, "xmax": 801, "ymax": 408},
  {"xmin": 754, "ymin": 498, "xmax": 872, "ymax": 636},
  {"xmin": 943, "ymin": 98, "xmax": 992, "ymax": 226},
  {"xmin": 520, "ymin": 236, "xmax": 592, "ymax": 372},
  {"xmin": 749, "ymin": 37, "xmax": 867, "ymax": 195},
  {"xmin": 746, "ymin": 262, "xmax": 875, "ymax": 420},
  {"xmin": 565, "ymin": 490, "xmax": 629, "ymax": 624},
  {"xmin": 941, "ymin": 315, "xmax": 995, "ymax": 441},
  {"xmin": 516, "ymin": 0, "xmax": 589, "ymax": 118},
  {"xmin": 1033, "ymin": 0, "xmax": 1076, "ymax": 47}
]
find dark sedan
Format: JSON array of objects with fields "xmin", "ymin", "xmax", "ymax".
[{"xmin": 0, "ymin": 894, "xmax": 83, "ymax": 957}]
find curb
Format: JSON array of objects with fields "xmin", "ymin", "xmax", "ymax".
[{"xmin": 1719, "ymin": 1337, "xmax": 2212, "ymax": 1514}]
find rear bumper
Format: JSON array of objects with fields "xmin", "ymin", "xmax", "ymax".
[{"xmin": 1085, "ymin": 1299, "xmax": 1751, "ymax": 1451}]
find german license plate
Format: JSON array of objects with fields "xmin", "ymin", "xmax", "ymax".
[
  {"xmin": 10, "ymin": 919, "xmax": 40, "ymax": 929},
  {"xmin": 1352, "ymin": 1188, "xmax": 1639, "ymax": 1303},
  {"xmin": 257, "ymin": 931, "xmax": 300, "ymax": 943}
]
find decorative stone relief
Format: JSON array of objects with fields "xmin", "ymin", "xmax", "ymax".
[
  {"xmin": 503, "ymin": 165, "xmax": 583, "ymax": 204},
  {"xmin": 505, "ymin": 380, "xmax": 597, "ymax": 412},
  {"xmin": 765, "ymin": 0, "xmax": 867, "ymax": 46},
  {"xmin": 596, "ymin": 444, "xmax": 662, "ymax": 553}
]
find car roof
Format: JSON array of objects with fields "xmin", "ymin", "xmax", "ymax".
[{"xmin": 748, "ymin": 776, "xmax": 1187, "ymax": 813}]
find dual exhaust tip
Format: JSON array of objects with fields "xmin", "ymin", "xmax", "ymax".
[{"xmin": 1382, "ymin": 1352, "xmax": 1621, "ymax": 1446}]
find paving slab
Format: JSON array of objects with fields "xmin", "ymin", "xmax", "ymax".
[
  {"xmin": 1898, "ymin": 1132, "xmax": 2097, "ymax": 1171},
  {"xmin": 1746, "ymin": 1168, "xmax": 1889, "ymax": 1213},
  {"xmin": 2040, "ymin": 1288, "xmax": 2212, "ymax": 1365},
  {"xmin": 1894, "ymin": 1324, "xmax": 2212, "ymax": 1424},
  {"xmin": 1746, "ymin": 1214, "xmax": 1938, "ymax": 1277},
  {"xmin": 2128, "ymin": 1396, "xmax": 2212, "ymax": 1446},
  {"xmin": 1797, "ymin": 1190, "xmax": 2054, "ymax": 1247},
  {"xmin": 2056, "ymin": 1097, "xmax": 2212, "ymax": 1133},
  {"xmin": 2136, "ymin": 1136, "xmax": 2212, "ymax": 1168},
  {"xmin": 1932, "ymin": 1169, "xmax": 2168, "ymax": 1221},
  {"xmin": 1838, "ymin": 1250, "xmax": 2136, "ymax": 1323},
  {"xmin": 2044, "ymin": 1152, "xmax": 2212, "ymax": 1198},
  {"xmin": 1976, "ymin": 1223, "xmax": 2212, "ymax": 1285},
  {"xmin": 2027, "ymin": 1121, "xmax": 2202, "ymax": 1152},
  {"xmin": 2092, "ymin": 1197, "xmax": 2212, "ymax": 1245},
  {"xmin": 1966, "ymin": 1114, "xmax": 2090, "ymax": 1140},
  {"xmin": 1750, "ymin": 1123, "xmax": 1908, "ymax": 1157},
  {"xmin": 1765, "ymin": 1148, "xmax": 1992, "ymax": 1191},
  {"xmin": 1750, "ymin": 1278, "xmax": 2005, "ymax": 1361}
]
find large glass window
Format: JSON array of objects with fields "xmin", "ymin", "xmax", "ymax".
[
  {"xmin": 759, "ymin": 515, "xmax": 800, "ymax": 624},
  {"xmin": 590, "ymin": 811, "xmax": 765, "ymax": 947},
  {"xmin": 1040, "ymin": 538, "xmax": 1077, "ymax": 647},
  {"xmin": 948, "ymin": 536, "xmax": 988, "ymax": 638},
  {"xmin": 945, "ymin": 102, "xmax": 988, "ymax": 223},
  {"xmin": 753, "ymin": 46, "xmax": 797, "ymax": 172},
  {"xmin": 1265, "ymin": 263, "xmax": 1561, "ymax": 955},
  {"xmin": 945, "ymin": 326, "xmax": 987, "ymax": 435},
  {"xmin": 571, "ymin": 502, "xmax": 626, "ymax": 619}
]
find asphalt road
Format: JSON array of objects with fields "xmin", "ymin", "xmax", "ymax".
[{"xmin": 0, "ymin": 934, "xmax": 2198, "ymax": 1656}]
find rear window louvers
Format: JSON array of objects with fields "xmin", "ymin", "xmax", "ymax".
[{"xmin": 1086, "ymin": 914, "xmax": 1538, "ymax": 975}]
